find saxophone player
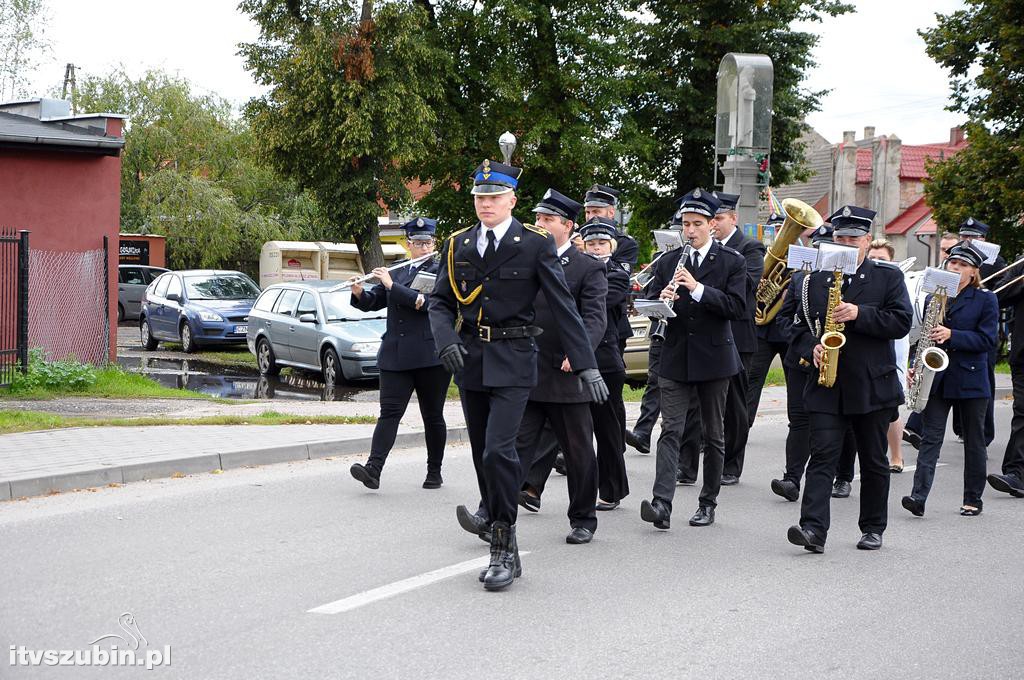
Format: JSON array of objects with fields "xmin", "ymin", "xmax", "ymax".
[
  {"xmin": 901, "ymin": 242, "xmax": 998, "ymax": 517},
  {"xmin": 786, "ymin": 205, "xmax": 912, "ymax": 553},
  {"xmin": 638, "ymin": 189, "xmax": 747, "ymax": 529}
]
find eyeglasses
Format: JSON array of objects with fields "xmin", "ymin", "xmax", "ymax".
[{"xmin": 409, "ymin": 240, "xmax": 434, "ymax": 248}]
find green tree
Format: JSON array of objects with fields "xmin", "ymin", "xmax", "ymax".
[
  {"xmin": 0, "ymin": 0, "xmax": 49, "ymax": 101},
  {"xmin": 239, "ymin": 0, "xmax": 448, "ymax": 268},
  {"xmin": 920, "ymin": 0, "xmax": 1024, "ymax": 255}
]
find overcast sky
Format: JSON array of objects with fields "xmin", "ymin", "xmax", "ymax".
[{"xmin": 30, "ymin": 0, "xmax": 966, "ymax": 145}]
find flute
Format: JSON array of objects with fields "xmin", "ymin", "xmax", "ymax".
[{"xmin": 328, "ymin": 252, "xmax": 435, "ymax": 291}]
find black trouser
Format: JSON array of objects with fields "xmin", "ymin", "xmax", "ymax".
[
  {"xmin": 782, "ymin": 367, "xmax": 811, "ymax": 485},
  {"xmin": 462, "ymin": 386, "xmax": 532, "ymax": 525},
  {"xmin": 592, "ymin": 370, "xmax": 629, "ymax": 502},
  {"xmin": 722, "ymin": 352, "xmax": 753, "ymax": 477},
  {"xmin": 747, "ymin": 337, "xmax": 788, "ymax": 426},
  {"xmin": 911, "ymin": 395, "xmax": 988, "ymax": 509},
  {"xmin": 367, "ymin": 365, "xmax": 449, "ymax": 473},
  {"xmin": 906, "ymin": 352, "xmax": 996, "ymax": 444},
  {"xmin": 632, "ymin": 340, "xmax": 663, "ymax": 442},
  {"xmin": 522, "ymin": 424, "xmax": 560, "ymax": 496},
  {"xmin": 800, "ymin": 409, "xmax": 892, "ymax": 541},
  {"xmin": 1001, "ymin": 361, "xmax": 1024, "ymax": 480},
  {"xmin": 516, "ymin": 400, "xmax": 598, "ymax": 532},
  {"xmin": 653, "ymin": 376, "xmax": 729, "ymax": 511},
  {"xmin": 677, "ymin": 402, "xmax": 703, "ymax": 480}
]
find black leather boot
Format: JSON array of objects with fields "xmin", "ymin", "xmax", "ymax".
[{"xmin": 482, "ymin": 522, "xmax": 521, "ymax": 591}]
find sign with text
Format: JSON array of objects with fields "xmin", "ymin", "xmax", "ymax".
[{"xmin": 119, "ymin": 240, "xmax": 150, "ymax": 265}]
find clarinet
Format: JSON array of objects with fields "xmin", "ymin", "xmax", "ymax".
[{"xmin": 650, "ymin": 241, "xmax": 693, "ymax": 341}]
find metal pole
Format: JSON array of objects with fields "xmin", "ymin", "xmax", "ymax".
[
  {"xmin": 17, "ymin": 230, "xmax": 29, "ymax": 374},
  {"xmin": 103, "ymin": 235, "xmax": 110, "ymax": 364}
]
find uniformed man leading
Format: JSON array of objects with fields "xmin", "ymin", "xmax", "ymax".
[{"xmin": 429, "ymin": 160, "xmax": 608, "ymax": 591}]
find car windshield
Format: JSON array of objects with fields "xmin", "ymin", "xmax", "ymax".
[
  {"xmin": 184, "ymin": 275, "xmax": 260, "ymax": 300},
  {"xmin": 320, "ymin": 291, "xmax": 387, "ymax": 321}
]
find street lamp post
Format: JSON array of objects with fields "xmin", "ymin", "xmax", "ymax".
[{"xmin": 498, "ymin": 131, "xmax": 517, "ymax": 166}]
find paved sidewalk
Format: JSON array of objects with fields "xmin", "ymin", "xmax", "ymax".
[{"xmin": 0, "ymin": 377, "xmax": 1010, "ymax": 502}]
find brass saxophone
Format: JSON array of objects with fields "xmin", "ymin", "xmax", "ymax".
[
  {"xmin": 906, "ymin": 286, "xmax": 950, "ymax": 412},
  {"xmin": 818, "ymin": 270, "xmax": 847, "ymax": 388}
]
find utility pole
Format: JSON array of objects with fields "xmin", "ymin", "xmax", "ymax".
[{"xmin": 62, "ymin": 63, "xmax": 77, "ymax": 114}]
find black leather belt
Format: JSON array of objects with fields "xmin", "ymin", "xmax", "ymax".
[{"xmin": 463, "ymin": 324, "xmax": 543, "ymax": 343}]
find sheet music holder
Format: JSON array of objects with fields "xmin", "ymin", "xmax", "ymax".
[
  {"xmin": 634, "ymin": 299, "xmax": 677, "ymax": 319},
  {"xmin": 409, "ymin": 270, "xmax": 437, "ymax": 294},
  {"xmin": 921, "ymin": 266, "xmax": 961, "ymax": 298},
  {"xmin": 787, "ymin": 244, "xmax": 819, "ymax": 271},
  {"xmin": 971, "ymin": 239, "xmax": 1000, "ymax": 265},
  {"xmin": 653, "ymin": 230, "xmax": 685, "ymax": 252},
  {"xmin": 816, "ymin": 242, "xmax": 859, "ymax": 276}
]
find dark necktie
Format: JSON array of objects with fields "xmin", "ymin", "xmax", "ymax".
[
  {"xmin": 486, "ymin": 230, "xmax": 497, "ymax": 259},
  {"xmin": 691, "ymin": 251, "xmax": 700, "ymax": 270}
]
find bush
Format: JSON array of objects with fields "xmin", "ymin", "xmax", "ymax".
[{"xmin": 8, "ymin": 349, "xmax": 98, "ymax": 393}]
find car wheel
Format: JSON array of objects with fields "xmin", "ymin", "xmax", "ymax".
[
  {"xmin": 256, "ymin": 338, "xmax": 281, "ymax": 376},
  {"xmin": 322, "ymin": 346, "xmax": 344, "ymax": 385},
  {"xmin": 117, "ymin": 303, "xmax": 125, "ymax": 323},
  {"xmin": 140, "ymin": 318, "xmax": 159, "ymax": 350},
  {"xmin": 180, "ymin": 321, "xmax": 199, "ymax": 354}
]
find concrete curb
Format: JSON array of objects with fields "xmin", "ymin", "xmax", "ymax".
[{"xmin": 1, "ymin": 427, "xmax": 470, "ymax": 502}]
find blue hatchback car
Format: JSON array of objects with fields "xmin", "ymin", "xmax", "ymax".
[{"xmin": 140, "ymin": 270, "xmax": 260, "ymax": 353}]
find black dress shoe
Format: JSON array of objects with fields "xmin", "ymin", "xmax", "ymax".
[
  {"xmin": 482, "ymin": 522, "xmax": 521, "ymax": 591},
  {"xmin": 518, "ymin": 491, "xmax": 541, "ymax": 512},
  {"xmin": 902, "ymin": 428, "xmax": 921, "ymax": 450},
  {"xmin": 553, "ymin": 451, "xmax": 567, "ymax": 476},
  {"xmin": 901, "ymin": 495, "xmax": 925, "ymax": 517},
  {"xmin": 596, "ymin": 499, "xmax": 619, "ymax": 511},
  {"xmin": 987, "ymin": 474, "xmax": 1024, "ymax": 498},
  {"xmin": 456, "ymin": 504, "xmax": 491, "ymax": 543},
  {"xmin": 350, "ymin": 463, "xmax": 380, "ymax": 489},
  {"xmin": 422, "ymin": 471, "xmax": 443, "ymax": 489},
  {"xmin": 676, "ymin": 474, "xmax": 696, "ymax": 485},
  {"xmin": 689, "ymin": 505, "xmax": 715, "ymax": 526},
  {"xmin": 625, "ymin": 429, "xmax": 651, "ymax": 454},
  {"xmin": 787, "ymin": 525, "xmax": 825, "ymax": 553},
  {"xmin": 640, "ymin": 499, "xmax": 671, "ymax": 530},
  {"xmin": 832, "ymin": 480, "xmax": 852, "ymax": 498},
  {"xmin": 856, "ymin": 532, "xmax": 883, "ymax": 550},
  {"xmin": 771, "ymin": 478, "xmax": 800, "ymax": 502},
  {"xmin": 566, "ymin": 527, "xmax": 594, "ymax": 544},
  {"xmin": 720, "ymin": 474, "xmax": 739, "ymax": 486}
]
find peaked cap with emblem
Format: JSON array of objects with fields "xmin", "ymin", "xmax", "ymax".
[
  {"xmin": 765, "ymin": 212, "xmax": 785, "ymax": 227},
  {"xmin": 946, "ymin": 240, "xmax": 986, "ymax": 268},
  {"xmin": 402, "ymin": 216, "xmax": 437, "ymax": 241},
  {"xmin": 958, "ymin": 217, "xmax": 990, "ymax": 238},
  {"xmin": 828, "ymin": 205, "xmax": 875, "ymax": 237},
  {"xmin": 811, "ymin": 223, "xmax": 834, "ymax": 246},
  {"xmin": 470, "ymin": 158, "xmax": 522, "ymax": 195},
  {"xmin": 533, "ymin": 188, "xmax": 582, "ymax": 222},
  {"xmin": 676, "ymin": 188, "xmax": 722, "ymax": 219},
  {"xmin": 583, "ymin": 183, "xmax": 621, "ymax": 208},
  {"xmin": 580, "ymin": 216, "xmax": 618, "ymax": 242},
  {"xmin": 711, "ymin": 191, "xmax": 740, "ymax": 214}
]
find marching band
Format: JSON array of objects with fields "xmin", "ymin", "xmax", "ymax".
[{"xmin": 346, "ymin": 157, "xmax": 1021, "ymax": 590}]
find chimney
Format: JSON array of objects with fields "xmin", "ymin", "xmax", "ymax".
[
  {"xmin": 950, "ymin": 126, "xmax": 965, "ymax": 145},
  {"xmin": 842, "ymin": 130, "xmax": 856, "ymax": 144},
  {"xmin": 863, "ymin": 126, "xmax": 875, "ymax": 140}
]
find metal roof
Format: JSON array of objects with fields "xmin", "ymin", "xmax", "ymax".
[{"xmin": 0, "ymin": 111, "xmax": 124, "ymax": 153}]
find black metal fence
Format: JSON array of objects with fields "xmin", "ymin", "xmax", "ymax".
[{"xmin": 0, "ymin": 229, "xmax": 29, "ymax": 387}]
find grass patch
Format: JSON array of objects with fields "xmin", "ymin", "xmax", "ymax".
[
  {"xmin": 0, "ymin": 410, "xmax": 376, "ymax": 435},
  {"xmin": 996, "ymin": 361, "xmax": 1011, "ymax": 375},
  {"xmin": 0, "ymin": 366, "xmax": 223, "ymax": 402}
]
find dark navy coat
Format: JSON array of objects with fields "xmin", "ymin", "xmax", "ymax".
[
  {"xmin": 611, "ymin": 232, "xmax": 639, "ymax": 341},
  {"xmin": 596, "ymin": 258, "xmax": 629, "ymax": 373},
  {"xmin": 780, "ymin": 271, "xmax": 811, "ymax": 372},
  {"xmin": 352, "ymin": 257, "xmax": 442, "ymax": 371},
  {"xmin": 997, "ymin": 258, "xmax": 1024, "ymax": 367},
  {"xmin": 790, "ymin": 258, "xmax": 913, "ymax": 415},
  {"xmin": 644, "ymin": 240, "xmax": 747, "ymax": 383},
  {"xmin": 722, "ymin": 228, "xmax": 766, "ymax": 354},
  {"xmin": 531, "ymin": 247, "xmax": 608, "ymax": 403},
  {"xmin": 928, "ymin": 286, "xmax": 998, "ymax": 400},
  {"xmin": 429, "ymin": 219, "xmax": 598, "ymax": 390}
]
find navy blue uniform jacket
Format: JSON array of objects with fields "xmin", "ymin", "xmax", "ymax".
[
  {"xmin": 928, "ymin": 286, "xmax": 998, "ymax": 400},
  {"xmin": 722, "ymin": 229, "xmax": 766, "ymax": 354}
]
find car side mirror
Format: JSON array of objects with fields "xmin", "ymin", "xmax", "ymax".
[
  {"xmin": 166, "ymin": 293, "xmax": 181, "ymax": 303},
  {"xmin": 298, "ymin": 313, "xmax": 318, "ymax": 324}
]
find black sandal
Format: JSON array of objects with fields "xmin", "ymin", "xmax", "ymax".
[{"xmin": 960, "ymin": 505, "xmax": 982, "ymax": 516}]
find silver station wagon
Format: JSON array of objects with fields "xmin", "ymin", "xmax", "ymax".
[{"xmin": 247, "ymin": 281, "xmax": 386, "ymax": 384}]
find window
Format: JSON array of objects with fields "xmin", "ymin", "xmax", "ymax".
[
  {"xmin": 120, "ymin": 267, "xmax": 145, "ymax": 285},
  {"xmin": 274, "ymin": 289, "xmax": 301, "ymax": 317},
  {"xmin": 297, "ymin": 292, "xmax": 318, "ymax": 317},
  {"xmin": 153, "ymin": 274, "xmax": 171, "ymax": 298},
  {"xmin": 144, "ymin": 267, "xmax": 168, "ymax": 284},
  {"xmin": 166, "ymin": 275, "xmax": 183, "ymax": 300},
  {"xmin": 254, "ymin": 289, "xmax": 282, "ymax": 312},
  {"xmin": 183, "ymin": 274, "xmax": 260, "ymax": 301},
  {"xmin": 321, "ymin": 291, "xmax": 387, "ymax": 321}
]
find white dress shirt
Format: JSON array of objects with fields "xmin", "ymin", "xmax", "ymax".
[
  {"xmin": 688, "ymin": 237, "xmax": 714, "ymax": 302},
  {"xmin": 556, "ymin": 240, "xmax": 574, "ymax": 257},
  {"xmin": 477, "ymin": 217, "xmax": 514, "ymax": 257}
]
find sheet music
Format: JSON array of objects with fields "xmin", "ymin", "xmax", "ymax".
[
  {"xmin": 816, "ymin": 242, "xmax": 859, "ymax": 276},
  {"xmin": 921, "ymin": 266, "xmax": 961, "ymax": 298},
  {"xmin": 653, "ymin": 230, "xmax": 685, "ymax": 252},
  {"xmin": 634, "ymin": 299, "xmax": 677, "ymax": 319},
  {"xmin": 409, "ymin": 270, "xmax": 437, "ymax": 293},
  {"xmin": 971, "ymin": 239, "xmax": 1000, "ymax": 265},
  {"xmin": 787, "ymin": 244, "xmax": 818, "ymax": 271}
]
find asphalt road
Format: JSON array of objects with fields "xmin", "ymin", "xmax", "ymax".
[{"xmin": 2, "ymin": 406, "xmax": 1023, "ymax": 679}]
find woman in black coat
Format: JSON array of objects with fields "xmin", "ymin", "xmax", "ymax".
[
  {"xmin": 349, "ymin": 218, "xmax": 449, "ymax": 490},
  {"xmin": 902, "ymin": 241, "xmax": 998, "ymax": 517}
]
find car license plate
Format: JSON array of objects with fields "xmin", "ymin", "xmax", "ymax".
[
  {"xmin": 633, "ymin": 326, "xmax": 647, "ymax": 338},
  {"xmin": 235, "ymin": 325, "xmax": 248, "ymax": 335}
]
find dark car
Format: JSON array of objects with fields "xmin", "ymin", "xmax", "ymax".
[
  {"xmin": 118, "ymin": 265, "xmax": 169, "ymax": 322},
  {"xmin": 140, "ymin": 270, "xmax": 259, "ymax": 353}
]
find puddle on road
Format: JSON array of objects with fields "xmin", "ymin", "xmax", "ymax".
[{"xmin": 116, "ymin": 356, "xmax": 373, "ymax": 402}]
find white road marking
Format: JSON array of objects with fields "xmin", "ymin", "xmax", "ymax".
[{"xmin": 307, "ymin": 552, "xmax": 531, "ymax": 615}]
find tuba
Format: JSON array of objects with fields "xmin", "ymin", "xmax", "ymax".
[
  {"xmin": 907, "ymin": 286, "xmax": 950, "ymax": 412},
  {"xmin": 817, "ymin": 270, "xmax": 846, "ymax": 388},
  {"xmin": 755, "ymin": 198, "xmax": 824, "ymax": 325}
]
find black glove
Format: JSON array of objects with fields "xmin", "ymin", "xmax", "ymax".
[
  {"xmin": 439, "ymin": 343, "xmax": 468, "ymax": 374},
  {"xmin": 578, "ymin": 368, "xmax": 609, "ymax": 404}
]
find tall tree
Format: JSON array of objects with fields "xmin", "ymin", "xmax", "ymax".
[
  {"xmin": 920, "ymin": 0, "xmax": 1024, "ymax": 254},
  {"xmin": 239, "ymin": 0, "xmax": 448, "ymax": 268},
  {"xmin": 0, "ymin": 0, "xmax": 49, "ymax": 101}
]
